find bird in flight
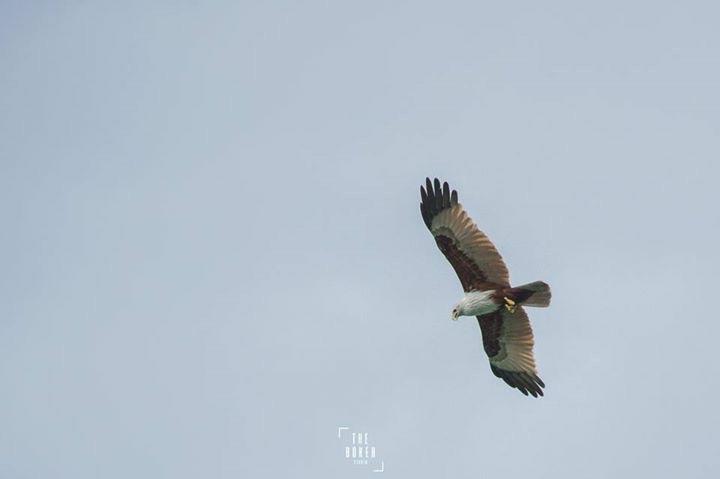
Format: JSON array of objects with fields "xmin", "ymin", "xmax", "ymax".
[{"xmin": 420, "ymin": 178, "xmax": 551, "ymax": 397}]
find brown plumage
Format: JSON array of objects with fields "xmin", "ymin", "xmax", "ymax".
[{"xmin": 420, "ymin": 178, "xmax": 551, "ymax": 398}]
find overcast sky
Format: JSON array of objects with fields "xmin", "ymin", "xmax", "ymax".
[{"xmin": 2, "ymin": 1, "xmax": 720, "ymax": 478}]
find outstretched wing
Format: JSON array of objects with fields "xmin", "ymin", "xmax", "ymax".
[
  {"xmin": 420, "ymin": 178, "xmax": 510, "ymax": 290},
  {"xmin": 477, "ymin": 307, "xmax": 545, "ymax": 397}
]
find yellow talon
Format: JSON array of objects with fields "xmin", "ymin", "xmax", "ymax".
[{"xmin": 504, "ymin": 297, "xmax": 516, "ymax": 313}]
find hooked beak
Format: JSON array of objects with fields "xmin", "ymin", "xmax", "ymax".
[{"xmin": 451, "ymin": 310, "xmax": 459, "ymax": 321}]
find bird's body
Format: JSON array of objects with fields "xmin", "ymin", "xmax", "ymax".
[
  {"xmin": 456, "ymin": 289, "xmax": 499, "ymax": 316},
  {"xmin": 453, "ymin": 281, "xmax": 552, "ymax": 319},
  {"xmin": 420, "ymin": 178, "xmax": 552, "ymax": 397}
]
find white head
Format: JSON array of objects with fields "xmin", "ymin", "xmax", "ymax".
[{"xmin": 451, "ymin": 301, "xmax": 465, "ymax": 321}]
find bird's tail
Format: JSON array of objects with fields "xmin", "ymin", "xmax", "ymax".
[{"xmin": 509, "ymin": 281, "xmax": 551, "ymax": 308}]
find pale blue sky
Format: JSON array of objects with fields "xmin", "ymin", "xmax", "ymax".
[{"xmin": 2, "ymin": 1, "xmax": 720, "ymax": 477}]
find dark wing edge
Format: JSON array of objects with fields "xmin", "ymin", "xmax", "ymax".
[
  {"xmin": 490, "ymin": 364, "xmax": 546, "ymax": 398},
  {"xmin": 420, "ymin": 177, "xmax": 458, "ymax": 230}
]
